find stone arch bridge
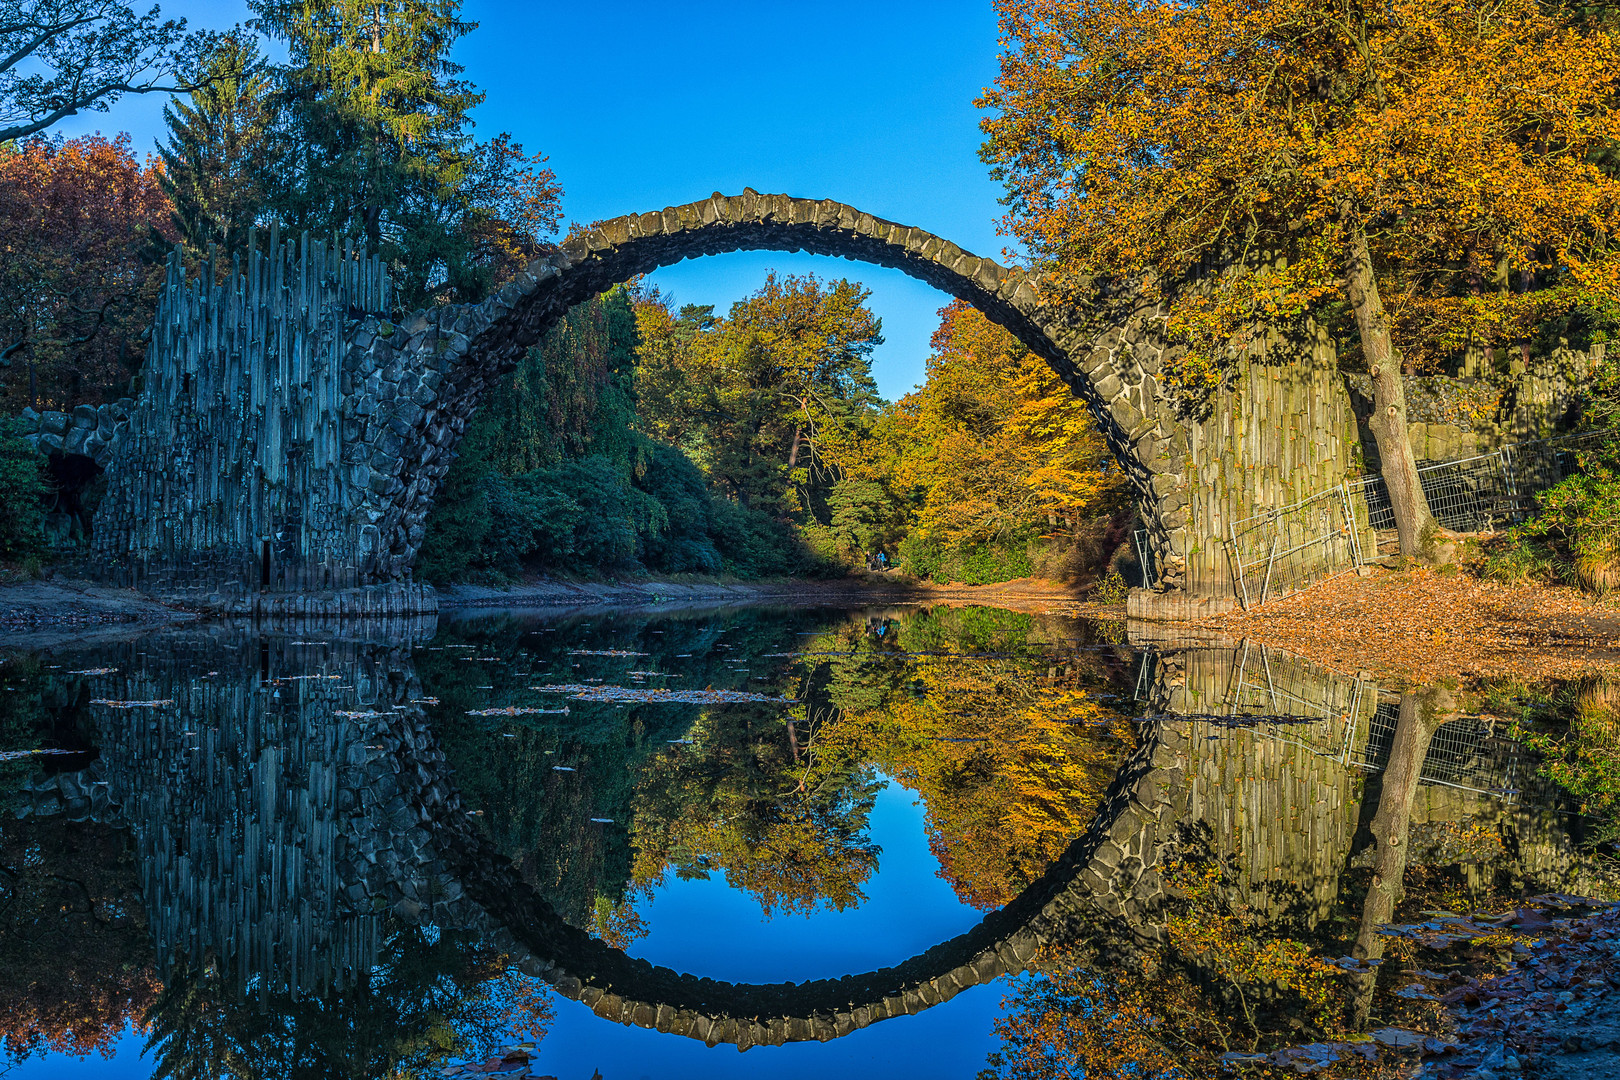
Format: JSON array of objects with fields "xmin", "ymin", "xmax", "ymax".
[{"xmin": 31, "ymin": 191, "xmax": 1364, "ymax": 615}]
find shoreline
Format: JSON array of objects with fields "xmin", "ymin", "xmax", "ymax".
[{"xmin": 0, "ymin": 573, "xmax": 1116, "ymax": 642}]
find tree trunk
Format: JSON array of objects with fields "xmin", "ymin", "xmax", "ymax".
[
  {"xmin": 1340, "ymin": 216, "xmax": 1435, "ymax": 557},
  {"xmin": 787, "ymin": 426, "xmax": 803, "ymax": 469},
  {"xmin": 1348, "ymin": 685, "xmax": 1456, "ymax": 1026}
]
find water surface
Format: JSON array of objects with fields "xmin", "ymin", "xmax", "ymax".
[{"xmin": 0, "ymin": 604, "xmax": 1604, "ymax": 1078}]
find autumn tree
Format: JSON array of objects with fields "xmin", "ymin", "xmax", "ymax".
[
  {"xmin": 0, "ymin": 133, "xmax": 173, "ymax": 410},
  {"xmin": 979, "ymin": 0, "xmax": 1620, "ymax": 557},
  {"xmin": 636, "ymin": 272, "xmax": 884, "ymax": 521},
  {"xmin": 839, "ymin": 301, "xmax": 1125, "ymax": 582},
  {"xmin": 157, "ymin": 32, "xmax": 276, "ymax": 255},
  {"xmin": 0, "ymin": 0, "xmax": 216, "ymax": 143}
]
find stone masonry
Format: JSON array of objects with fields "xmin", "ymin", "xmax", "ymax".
[{"xmin": 45, "ymin": 190, "xmax": 1582, "ymax": 615}]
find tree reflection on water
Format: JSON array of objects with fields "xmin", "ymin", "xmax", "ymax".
[{"xmin": 0, "ymin": 607, "xmax": 1614, "ymax": 1079}]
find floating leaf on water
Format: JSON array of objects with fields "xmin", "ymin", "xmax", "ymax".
[
  {"xmin": 466, "ymin": 706, "xmax": 570, "ymax": 717},
  {"xmin": 0, "ymin": 748, "xmax": 83, "ymax": 763},
  {"xmin": 542, "ymin": 684, "xmax": 797, "ymax": 705},
  {"xmin": 1371, "ymin": 1027, "xmax": 1427, "ymax": 1049}
]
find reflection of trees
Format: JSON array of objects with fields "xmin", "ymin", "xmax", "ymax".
[
  {"xmin": 808, "ymin": 608, "xmax": 1136, "ymax": 909},
  {"xmin": 418, "ymin": 611, "xmax": 796, "ymax": 927},
  {"xmin": 141, "ymin": 922, "xmax": 547, "ymax": 1080},
  {"xmin": 627, "ymin": 703, "xmax": 883, "ymax": 916},
  {"xmin": 0, "ymin": 817, "xmax": 159, "ymax": 1061},
  {"xmin": 621, "ymin": 606, "xmax": 1135, "ymax": 917},
  {"xmin": 418, "ymin": 605, "xmax": 1132, "ymax": 926},
  {"xmin": 1348, "ymin": 686, "xmax": 1457, "ymax": 1026}
]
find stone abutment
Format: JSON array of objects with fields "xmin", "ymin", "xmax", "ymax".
[{"xmin": 40, "ymin": 190, "xmax": 1581, "ymax": 614}]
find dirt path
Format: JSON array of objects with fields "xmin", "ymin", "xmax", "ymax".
[
  {"xmin": 0, "ymin": 579, "xmax": 198, "ymax": 648},
  {"xmin": 1193, "ymin": 566, "xmax": 1620, "ymax": 685}
]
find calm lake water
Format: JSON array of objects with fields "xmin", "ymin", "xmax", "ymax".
[{"xmin": 0, "ymin": 604, "xmax": 1604, "ymax": 1078}]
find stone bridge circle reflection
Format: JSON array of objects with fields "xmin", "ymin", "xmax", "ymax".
[{"xmin": 14, "ymin": 621, "xmax": 1585, "ymax": 1049}]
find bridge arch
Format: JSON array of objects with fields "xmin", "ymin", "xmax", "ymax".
[
  {"xmin": 85, "ymin": 190, "xmax": 1366, "ymax": 613},
  {"xmin": 340, "ymin": 190, "xmax": 1170, "ymax": 587}
]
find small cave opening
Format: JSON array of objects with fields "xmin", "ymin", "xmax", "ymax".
[{"xmin": 43, "ymin": 452, "xmax": 106, "ymax": 549}]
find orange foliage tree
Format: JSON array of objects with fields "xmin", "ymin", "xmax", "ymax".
[
  {"xmin": 886, "ymin": 301, "xmax": 1120, "ymax": 546},
  {"xmin": 0, "ymin": 134, "xmax": 173, "ymax": 411},
  {"xmin": 979, "ymin": 0, "xmax": 1620, "ymax": 556},
  {"xmin": 833, "ymin": 301, "xmax": 1124, "ymax": 582}
]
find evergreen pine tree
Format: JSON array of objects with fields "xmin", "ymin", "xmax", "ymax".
[
  {"xmin": 249, "ymin": 0, "xmax": 524, "ymax": 307},
  {"xmin": 157, "ymin": 34, "xmax": 277, "ymax": 255}
]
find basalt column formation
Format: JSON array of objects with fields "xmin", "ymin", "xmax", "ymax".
[
  {"xmin": 86, "ymin": 232, "xmax": 432, "ymax": 616},
  {"xmin": 83, "ymin": 192, "xmax": 1446, "ymax": 615}
]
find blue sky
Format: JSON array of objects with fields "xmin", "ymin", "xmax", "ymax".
[{"xmin": 56, "ymin": 0, "xmax": 1016, "ymax": 401}]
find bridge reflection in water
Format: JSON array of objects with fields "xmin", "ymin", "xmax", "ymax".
[{"xmin": 6, "ymin": 611, "xmax": 1604, "ymax": 1070}]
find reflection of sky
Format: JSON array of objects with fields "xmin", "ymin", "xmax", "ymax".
[
  {"xmin": 531, "ymin": 775, "xmax": 1008, "ymax": 1079},
  {"xmin": 4, "ymin": 1027, "xmax": 152, "ymax": 1079},
  {"xmin": 2, "ymin": 781, "xmax": 1009, "ymax": 1080}
]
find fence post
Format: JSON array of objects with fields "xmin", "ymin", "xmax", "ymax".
[
  {"xmin": 1229, "ymin": 518, "xmax": 1251, "ymax": 611},
  {"xmin": 1259, "ymin": 533, "xmax": 1280, "ymax": 605},
  {"xmin": 1341, "ymin": 483, "xmax": 1363, "ymax": 567}
]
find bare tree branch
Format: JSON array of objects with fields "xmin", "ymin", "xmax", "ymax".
[{"xmin": 0, "ymin": 0, "xmax": 219, "ymax": 143}]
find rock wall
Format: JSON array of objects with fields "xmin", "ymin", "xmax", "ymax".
[
  {"xmin": 1345, "ymin": 345, "xmax": 1598, "ymax": 467},
  {"xmin": 76, "ymin": 191, "xmax": 1586, "ymax": 613},
  {"xmin": 71, "ymin": 233, "xmax": 429, "ymax": 615}
]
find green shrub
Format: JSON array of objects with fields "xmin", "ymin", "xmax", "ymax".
[
  {"xmin": 711, "ymin": 498, "xmax": 821, "ymax": 577},
  {"xmin": 0, "ymin": 419, "xmax": 46, "ymax": 560},
  {"xmin": 633, "ymin": 442, "xmax": 722, "ymax": 574},
  {"xmin": 1094, "ymin": 570, "xmax": 1130, "ymax": 604},
  {"xmin": 896, "ymin": 533, "xmax": 1033, "ymax": 585},
  {"xmin": 1475, "ymin": 535, "xmax": 1569, "ymax": 586}
]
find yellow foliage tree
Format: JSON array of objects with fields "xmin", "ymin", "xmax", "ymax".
[
  {"xmin": 979, "ymin": 0, "xmax": 1620, "ymax": 556},
  {"xmin": 846, "ymin": 301, "xmax": 1124, "ymax": 580}
]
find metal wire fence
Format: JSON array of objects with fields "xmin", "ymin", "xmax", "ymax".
[
  {"xmin": 1226, "ymin": 427, "xmax": 1616, "ymax": 608},
  {"xmin": 1226, "ymin": 484, "xmax": 1365, "ymax": 608},
  {"xmin": 1353, "ymin": 427, "xmax": 1615, "ymax": 533},
  {"xmin": 1356, "ymin": 702, "xmax": 1521, "ymax": 800}
]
